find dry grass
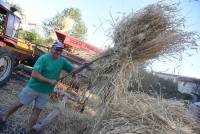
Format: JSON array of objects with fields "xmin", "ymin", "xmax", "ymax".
[
  {"xmin": 112, "ymin": 2, "xmax": 198, "ymax": 61},
  {"xmin": 51, "ymin": 2, "xmax": 199, "ymax": 134},
  {"xmin": 86, "ymin": 2, "xmax": 198, "ymax": 103},
  {"xmin": 0, "ymin": 78, "xmax": 55, "ymax": 133},
  {"xmin": 44, "ymin": 104, "xmax": 94, "ymax": 134},
  {"xmin": 1, "ymin": 2, "xmax": 199, "ymax": 134},
  {"xmin": 82, "ymin": 2, "xmax": 199, "ymax": 134},
  {"xmin": 0, "ymin": 79, "xmax": 29, "ymax": 132},
  {"xmin": 92, "ymin": 93, "xmax": 200, "ymax": 134}
]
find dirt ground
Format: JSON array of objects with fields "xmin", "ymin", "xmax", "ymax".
[
  {"xmin": 0, "ymin": 73, "xmax": 88, "ymax": 134},
  {"xmin": 0, "ymin": 74, "xmax": 52, "ymax": 134}
]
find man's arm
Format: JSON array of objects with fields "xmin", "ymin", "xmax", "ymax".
[{"xmin": 31, "ymin": 71, "xmax": 57, "ymax": 85}]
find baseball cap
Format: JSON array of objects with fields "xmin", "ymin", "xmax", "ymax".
[{"xmin": 53, "ymin": 41, "xmax": 64, "ymax": 49}]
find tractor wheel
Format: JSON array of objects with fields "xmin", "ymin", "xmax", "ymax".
[{"xmin": 0, "ymin": 48, "xmax": 15, "ymax": 87}]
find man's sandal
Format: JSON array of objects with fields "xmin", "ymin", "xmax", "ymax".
[{"xmin": 0, "ymin": 117, "xmax": 6, "ymax": 125}]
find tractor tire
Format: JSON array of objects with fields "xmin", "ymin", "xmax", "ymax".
[{"xmin": 0, "ymin": 48, "xmax": 16, "ymax": 87}]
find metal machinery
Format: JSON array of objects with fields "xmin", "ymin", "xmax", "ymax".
[
  {"xmin": 55, "ymin": 31, "xmax": 102, "ymax": 66},
  {"xmin": 0, "ymin": 1, "xmax": 45, "ymax": 86},
  {"xmin": 0, "ymin": 1, "xmax": 102, "ymax": 86}
]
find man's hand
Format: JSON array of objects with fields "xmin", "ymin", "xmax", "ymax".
[
  {"xmin": 48, "ymin": 79, "xmax": 57, "ymax": 86},
  {"xmin": 32, "ymin": 71, "xmax": 58, "ymax": 85}
]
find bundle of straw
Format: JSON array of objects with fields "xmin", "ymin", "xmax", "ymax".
[
  {"xmin": 86, "ymin": 2, "xmax": 199, "ymax": 101},
  {"xmin": 112, "ymin": 2, "xmax": 198, "ymax": 61},
  {"xmin": 85, "ymin": 2, "xmax": 199, "ymax": 134},
  {"xmin": 51, "ymin": 2, "xmax": 199, "ymax": 134},
  {"xmin": 92, "ymin": 93, "xmax": 200, "ymax": 134}
]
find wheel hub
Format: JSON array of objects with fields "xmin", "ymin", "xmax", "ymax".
[{"xmin": 0, "ymin": 56, "xmax": 12, "ymax": 81}]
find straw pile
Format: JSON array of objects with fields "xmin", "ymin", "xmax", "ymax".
[
  {"xmin": 44, "ymin": 104, "xmax": 94, "ymax": 134},
  {"xmin": 92, "ymin": 93, "xmax": 199, "ymax": 134},
  {"xmin": 81, "ymin": 2, "xmax": 199, "ymax": 134},
  {"xmin": 46, "ymin": 2, "xmax": 199, "ymax": 134},
  {"xmin": 47, "ymin": 2, "xmax": 200, "ymax": 134},
  {"xmin": 11, "ymin": 2, "xmax": 197, "ymax": 134},
  {"xmin": 1, "ymin": 2, "xmax": 198, "ymax": 134}
]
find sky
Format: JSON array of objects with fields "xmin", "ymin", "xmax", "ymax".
[{"xmin": 7, "ymin": 0, "xmax": 200, "ymax": 78}]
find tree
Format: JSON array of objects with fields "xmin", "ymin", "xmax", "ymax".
[
  {"xmin": 42, "ymin": 8, "xmax": 87, "ymax": 40},
  {"xmin": 3, "ymin": 1, "xmax": 50, "ymax": 50},
  {"xmin": 18, "ymin": 29, "xmax": 49, "ymax": 47}
]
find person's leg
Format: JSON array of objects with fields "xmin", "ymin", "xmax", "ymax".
[
  {"xmin": 29, "ymin": 92, "xmax": 48, "ymax": 129},
  {"xmin": 0, "ymin": 86, "xmax": 35, "ymax": 123},
  {"xmin": 29, "ymin": 106, "xmax": 42, "ymax": 129},
  {"xmin": 1, "ymin": 101, "xmax": 24, "ymax": 122}
]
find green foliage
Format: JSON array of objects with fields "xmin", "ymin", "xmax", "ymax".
[
  {"xmin": 42, "ymin": 7, "xmax": 87, "ymax": 39},
  {"xmin": 62, "ymin": 8, "xmax": 81, "ymax": 21},
  {"xmin": 18, "ymin": 29, "xmax": 49, "ymax": 47},
  {"xmin": 0, "ymin": 14, "xmax": 4, "ymax": 34},
  {"xmin": 70, "ymin": 20, "xmax": 87, "ymax": 39}
]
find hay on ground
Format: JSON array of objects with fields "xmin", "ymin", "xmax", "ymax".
[
  {"xmin": 1, "ymin": 2, "xmax": 197, "ymax": 134},
  {"xmin": 92, "ymin": 93, "xmax": 200, "ymax": 134}
]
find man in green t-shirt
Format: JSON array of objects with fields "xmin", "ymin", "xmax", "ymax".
[{"xmin": 0, "ymin": 41, "xmax": 85, "ymax": 130}]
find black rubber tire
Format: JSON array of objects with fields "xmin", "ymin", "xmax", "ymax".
[{"xmin": 0, "ymin": 47, "xmax": 16, "ymax": 87}]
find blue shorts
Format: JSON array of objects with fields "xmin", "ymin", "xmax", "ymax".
[{"xmin": 19, "ymin": 86, "xmax": 49, "ymax": 109}]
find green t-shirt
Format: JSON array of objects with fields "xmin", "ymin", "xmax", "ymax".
[{"xmin": 28, "ymin": 54, "xmax": 74, "ymax": 94}]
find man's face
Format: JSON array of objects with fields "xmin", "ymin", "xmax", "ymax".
[{"xmin": 51, "ymin": 47, "xmax": 63, "ymax": 59}]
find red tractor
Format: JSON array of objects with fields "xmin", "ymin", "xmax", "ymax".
[
  {"xmin": 0, "ymin": 1, "xmax": 102, "ymax": 86},
  {"xmin": 0, "ymin": 1, "xmax": 42, "ymax": 86}
]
